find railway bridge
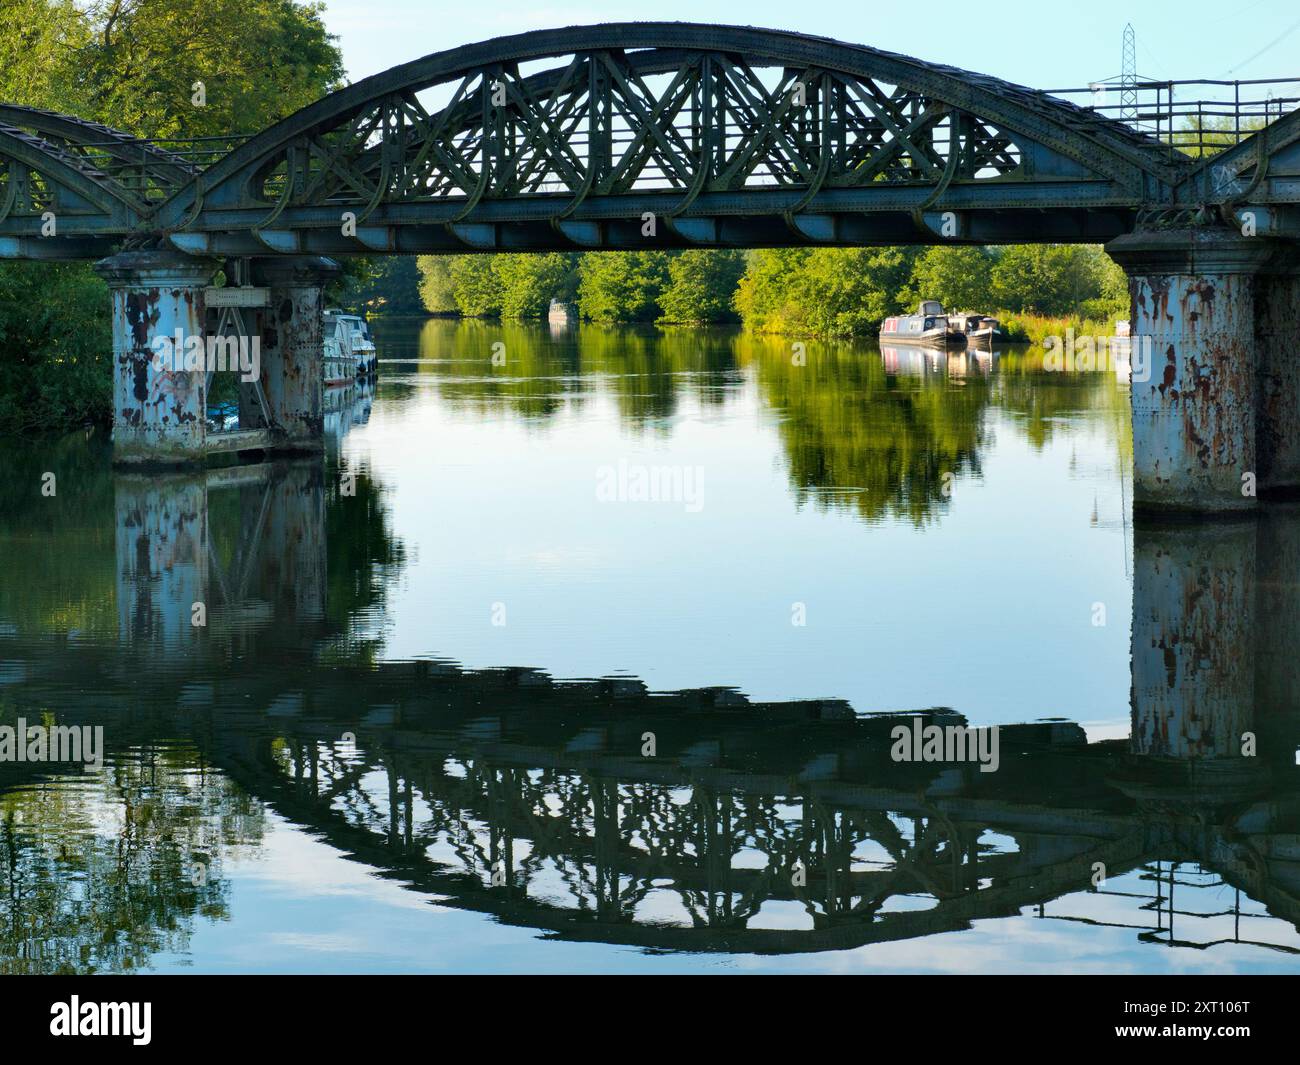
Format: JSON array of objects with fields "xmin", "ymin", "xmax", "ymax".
[{"xmin": 3, "ymin": 23, "xmax": 1300, "ymax": 510}]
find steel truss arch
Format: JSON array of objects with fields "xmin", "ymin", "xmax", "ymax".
[{"xmin": 157, "ymin": 23, "xmax": 1192, "ymax": 245}]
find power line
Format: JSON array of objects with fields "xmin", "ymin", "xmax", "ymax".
[{"xmin": 1223, "ymin": 14, "xmax": 1300, "ymax": 76}]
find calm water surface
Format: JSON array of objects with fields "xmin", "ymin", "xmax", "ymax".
[{"xmin": 1, "ymin": 319, "xmax": 1296, "ymax": 973}]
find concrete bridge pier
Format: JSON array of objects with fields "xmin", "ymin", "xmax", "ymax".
[
  {"xmin": 247, "ymin": 256, "xmax": 341, "ymax": 453},
  {"xmin": 96, "ymin": 250, "xmax": 220, "ymax": 465},
  {"xmin": 1106, "ymin": 227, "xmax": 1280, "ymax": 513}
]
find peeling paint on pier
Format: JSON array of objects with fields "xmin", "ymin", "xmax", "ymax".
[
  {"xmin": 1106, "ymin": 227, "xmax": 1279, "ymax": 512},
  {"xmin": 96, "ymin": 251, "xmax": 218, "ymax": 464},
  {"xmin": 249, "ymin": 256, "xmax": 338, "ymax": 451}
]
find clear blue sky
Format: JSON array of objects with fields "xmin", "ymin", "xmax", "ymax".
[{"xmin": 318, "ymin": 0, "xmax": 1300, "ymax": 88}]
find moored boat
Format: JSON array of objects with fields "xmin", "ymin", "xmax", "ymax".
[
  {"xmin": 879, "ymin": 301, "xmax": 967, "ymax": 347},
  {"xmin": 547, "ymin": 299, "xmax": 577, "ymax": 325},
  {"xmin": 953, "ymin": 312, "xmax": 1006, "ymax": 345},
  {"xmin": 323, "ymin": 310, "xmax": 378, "ymax": 381}
]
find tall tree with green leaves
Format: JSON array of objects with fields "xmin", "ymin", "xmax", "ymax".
[
  {"xmin": 80, "ymin": 0, "xmax": 344, "ymax": 138},
  {"xmin": 417, "ymin": 256, "xmax": 458, "ymax": 314},
  {"xmin": 449, "ymin": 257, "xmax": 503, "ymax": 317},
  {"xmin": 495, "ymin": 253, "xmax": 579, "ymax": 318},
  {"xmin": 0, "ymin": 0, "xmax": 87, "ymax": 109},
  {"xmin": 989, "ymin": 245, "xmax": 1115, "ymax": 315},
  {"xmin": 658, "ymin": 250, "xmax": 746, "ymax": 323},
  {"xmin": 577, "ymin": 252, "xmax": 672, "ymax": 322},
  {"xmin": 735, "ymin": 247, "xmax": 915, "ymax": 336},
  {"xmin": 900, "ymin": 246, "xmax": 996, "ymax": 312},
  {"xmin": 337, "ymin": 257, "xmax": 424, "ymax": 315}
]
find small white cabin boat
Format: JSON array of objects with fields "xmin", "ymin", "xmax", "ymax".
[
  {"xmin": 323, "ymin": 310, "xmax": 377, "ymax": 385},
  {"xmin": 547, "ymin": 299, "xmax": 577, "ymax": 325}
]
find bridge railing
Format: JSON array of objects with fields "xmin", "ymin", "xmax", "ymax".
[
  {"xmin": 66, "ymin": 133, "xmax": 254, "ymax": 201},
  {"xmin": 1045, "ymin": 76, "xmax": 1300, "ymax": 159}
]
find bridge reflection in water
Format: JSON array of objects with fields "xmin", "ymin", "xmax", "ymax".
[{"xmin": 2, "ymin": 434, "xmax": 1299, "ymax": 968}]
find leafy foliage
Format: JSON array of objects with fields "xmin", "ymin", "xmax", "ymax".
[
  {"xmin": 0, "ymin": 264, "xmax": 112, "ymax": 434},
  {"xmin": 336, "ymin": 257, "xmax": 424, "ymax": 315},
  {"xmin": 495, "ymin": 253, "xmax": 580, "ymax": 318},
  {"xmin": 658, "ymin": 250, "xmax": 746, "ymax": 323},
  {"xmin": 577, "ymin": 252, "xmax": 672, "ymax": 322},
  {"xmin": 734, "ymin": 248, "xmax": 917, "ymax": 336},
  {"xmin": 80, "ymin": 0, "xmax": 344, "ymax": 139},
  {"xmin": 899, "ymin": 246, "xmax": 995, "ymax": 312}
]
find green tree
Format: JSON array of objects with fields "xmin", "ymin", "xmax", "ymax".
[
  {"xmin": 449, "ymin": 256, "xmax": 503, "ymax": 317},
  {"xmin": 578, "ymin": 252, "xmax": 672, "ymax": 322},
  {"xmin": 0, "ymin": 0, "xmax": 87, "ymax": 109},
  {"xmin": 901, "ymin": 246, "xmax": 995, "ymax": 312},
  {"xmin": 990, "ymin": 245, "xmax": 1115, "ymax": 316},
  {"xmin": 0, "ymin": 263, "xmax": 112, "ymax": 434},
  {"xmin": 735, "ymin": 247, "xmax": 915, "ymax": 337},
  {"xmin": 337, "ymin": 257, "xmax": 423, "ymax": 315},
  {"xmin": 418, "ymin": 256, "xmax": 457, "ymax": 314},
  {"xmin": 494, "ymin": 253, "xmax": 579, "ymax": 319},
  {"xmin": 80, "ymin": 0, "xmax": 344, "ymax": 138},
  {"xmin": 733, "ymin": 249, "xmax": 810, "ymax": 334},
  {"xmin": 658, "ymin": 250, "xmax": 746, "ymax": 323}
]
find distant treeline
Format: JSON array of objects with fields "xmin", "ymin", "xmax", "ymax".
[{"xmin": 414, "ymin": 245, "xmax": 1128, "ymax": 337}]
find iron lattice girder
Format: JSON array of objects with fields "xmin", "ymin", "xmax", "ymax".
[
  {"xmin": 1178, "ymin": 104, "xmax": 1300, "ymax": 208},
  {"xmin": 0, "ymin": 105, "xmax": 197, "ymax": 200},
  {"xmin": 157, "ymin": 22, "xmax": 1193, "ymax": 236},
  {"xmin": 0, "ymin": 106, "xmax": 195, "ymax": 236},
  {"xmin": 0, "ymin": 123, "xmax": 135, "ymax": 231},
  {"xmin": 7, "ymin": 22, "xmax": 1300, "ymax": 253}
]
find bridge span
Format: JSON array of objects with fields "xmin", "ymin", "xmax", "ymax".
[{"xmin": 3, "ymin": 22, "xmax": 1300, "ymax": 511}]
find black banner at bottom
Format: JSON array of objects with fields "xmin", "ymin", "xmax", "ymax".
[{"xmin": 0, "ymin": 973, "xmax": 1287, "ymax": 1051}]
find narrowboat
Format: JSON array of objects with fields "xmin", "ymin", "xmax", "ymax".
[{"xmin": 879, "ymin": 301, "xmax": 967, "ymax": 347}]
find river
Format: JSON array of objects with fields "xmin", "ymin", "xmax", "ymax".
[{"xmin": 1, "ymin": 318, "xmax": 1296, "ymax": 973}]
